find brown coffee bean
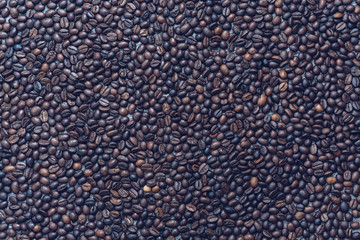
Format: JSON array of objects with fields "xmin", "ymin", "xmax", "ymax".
[
  {"xmin": 257, "ymin": 94, "xmax": 267, "ymax": 107},
  {"xmin": 250, "ymin": 177, "xmax": 258, "ymax": 187},
  {"xmin": 279, "ymin": 82, "xmax": 288, "ymax": 91},
  {"xmin": 326, "ymin": 176, "xmax": 336, "ymax": 184}
]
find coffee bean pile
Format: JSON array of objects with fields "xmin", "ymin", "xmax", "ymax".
[{"xmin": 1, "ymin": 0, "xmax": 360, "ymax": 239}]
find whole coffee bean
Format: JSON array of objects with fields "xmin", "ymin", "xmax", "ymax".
[{"xmin": 279, "ymin": 82, "xmax": 288, "ymax": 92}]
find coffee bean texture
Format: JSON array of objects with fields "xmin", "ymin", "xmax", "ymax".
[{"xmin": 1, "ymin": 0, "xmax": 360, "ymax": 239}]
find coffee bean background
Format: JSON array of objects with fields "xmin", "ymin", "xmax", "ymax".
[{"xmin": 1, "ymin": 0, "xmax": 360, "ymax": 239}]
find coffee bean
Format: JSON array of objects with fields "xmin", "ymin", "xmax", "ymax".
[
  {"xmin": 306, "ymin": 183, "xmax": 315, "ymax": 194},
  {"xmin": 107, "ymin": 32, "xmax": 118, "ymax": 42},
  {"xmin": 257, "ymin": 94, "xmax": 267, "ymax": 107},
  {"xmin": 198, "ymin": 163, "xmax": 209, "ymax": 175},
  {"xmin": 166, "ymin": 220, "xmax": 178, "ymax": 228},
  {"xmin": 279, "ymin": 82, "xmax": 288, "ymax": 91},
  {"xmin": 149, "ymin": 228, "xmax": 160, "ymax": 237},
  {"xmin": 336, "ymin": 22, "xmax": 346, "ymax": 31},
  {"xmin": 295, "ymin": 212, "xmax": 305, "ymax": 220},
  {"xmin": 60, "ymin": 17, "xmax": 69, "ymax": 28},
  {"xmin": 250, "ymin": 177, "xmax": 258, "ymax": 187}
]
